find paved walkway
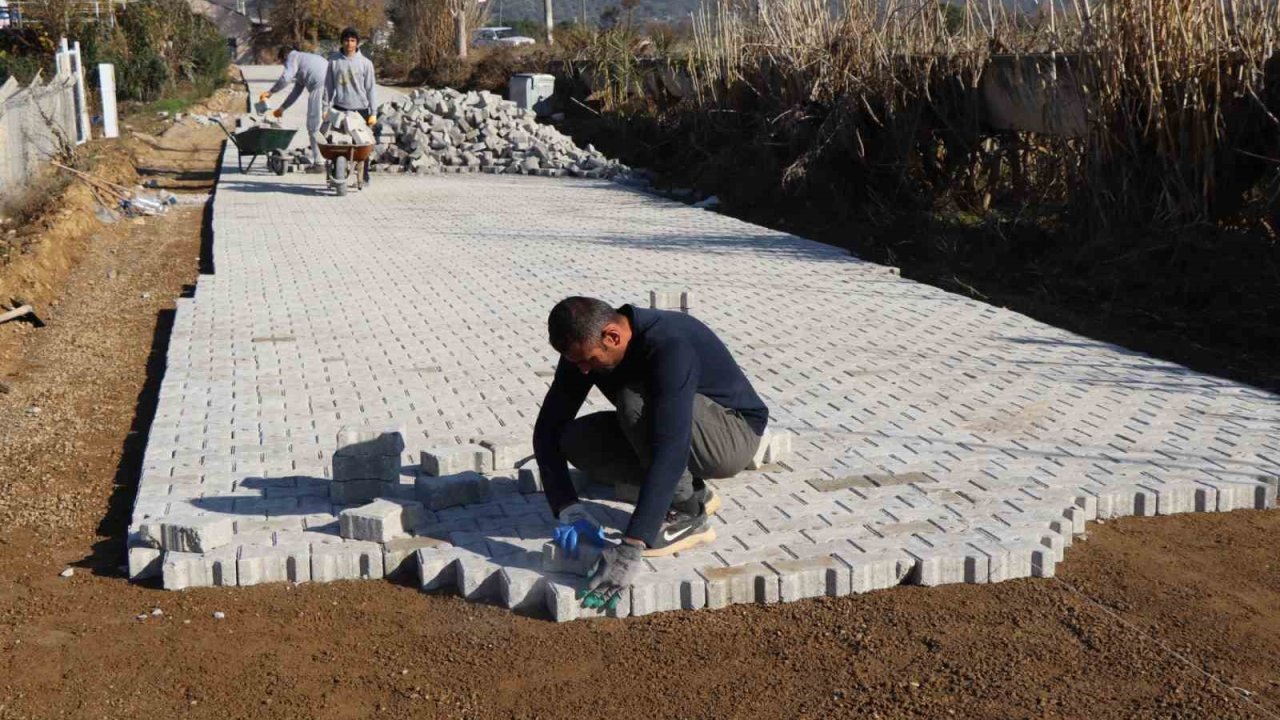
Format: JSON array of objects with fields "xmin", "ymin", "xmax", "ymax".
[{"xmin": 127, "ymin": 66, "xmax": 1280, "ymax": 620}]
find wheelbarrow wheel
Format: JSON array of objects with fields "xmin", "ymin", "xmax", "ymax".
[
  {"xmin": 334, "ymin": 156, "xmax": 348, "ymax": 196},
  {"xmin": 268, "ymin": 152, "xmax": 286, "ymax": 176}
]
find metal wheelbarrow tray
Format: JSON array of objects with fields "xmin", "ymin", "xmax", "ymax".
[{"xmin": 215, "ymin": 120, "xmax": 298, "ymax": 174}]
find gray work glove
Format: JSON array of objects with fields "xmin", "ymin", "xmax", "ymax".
[{"xmin": 580, "ymin": 542, "xmax": 643, "ymax": 610}]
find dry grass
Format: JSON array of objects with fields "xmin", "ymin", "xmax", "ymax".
[{"xmin": 678, "ymin": 0, "xmax": 1280, "ymax": 233}]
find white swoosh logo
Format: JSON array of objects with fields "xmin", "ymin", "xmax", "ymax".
[{"xmin": 663, "ymin": 525, "xmax": 694, "ymax": 543}]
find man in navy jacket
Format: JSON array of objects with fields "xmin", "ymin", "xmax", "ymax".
[{"xmin": 533, "ymin": 296, "xmax": 768, "ymax": 605}]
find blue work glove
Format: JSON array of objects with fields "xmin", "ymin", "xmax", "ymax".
[
  {"xmin": 581, "ymin": 542, "xmax": 643, "ymax": 611},
  {"xmin": 553, "ymin": 519, "xmax": 606, "ymax": 558},
  {"xmin": 553, "ymin": 502, "xmax": 605, "ymax": 556}
]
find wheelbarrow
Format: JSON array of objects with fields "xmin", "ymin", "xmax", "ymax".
[
  {"xmin": 317, "ymin": 142, "xmax": 374, "ymax": 196},
  {"xmin": 215, "ymin": 119, "xmax": 298, "ymax": 175}
]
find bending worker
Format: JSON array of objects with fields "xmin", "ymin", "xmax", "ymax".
[
  {"xmin": 533, "ymin": 296, "xmax": 769, "ymax": 609},
  {"xmin": 260, "ymin": 45, "xmax": 328, "ymax": 170}
]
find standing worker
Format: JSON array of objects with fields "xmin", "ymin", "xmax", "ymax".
[
  {"xmin": 260, "ymin": 45, "xmax": 329, "ymax": 171},
  {"xmin": 533, "ymin": 296, "xmax": 769, "ymax": 610},
  {"xmin": 325, "ymin": 27, "xmax": 378, "ymax": 182}
]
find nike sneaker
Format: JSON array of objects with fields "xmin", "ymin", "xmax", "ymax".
[
  {"xmin": 642, "ymin": 508, "xmax": 716, "ymax": 557},
  {"xmin": 616, "ymin": 484, "xmax": 722, "ymax": 516}
]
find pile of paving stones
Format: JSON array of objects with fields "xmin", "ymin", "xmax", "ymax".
[
  {"xmin": 371, "ymin": 88, "xmax": 632, "ymax": 179},
  {"xmin": 319, "ymin": 110, "xmax": 375, "ymax": 146}
]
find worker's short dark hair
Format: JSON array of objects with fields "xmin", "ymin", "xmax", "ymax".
[
  {"xmin": 340, "ymin": 27, "xmax": 360, "ymax": 42},
  {"xmin": 276, "ymin": 44, "xmax": 297, "ymax": 63},
  {"xmin": 548, "ymin": 297, "xmax": 619, "ymax": 354}
]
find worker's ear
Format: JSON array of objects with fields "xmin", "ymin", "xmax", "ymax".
[{"xmin": 599, "ymin": 323, "xmax": 623, "ymax": 349}]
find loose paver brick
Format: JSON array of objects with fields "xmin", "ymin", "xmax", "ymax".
[
  {"xmin": 126, "ymin": 65, "xmax": 1280, "ymax": 622},
  {"xmin": 158, "ymin": 515, "xmax": 235, "ymax": 553},
  {"xmin": 421, "ymin": 446, "xmax": 491, "ymax": 476},
  {"xmin": 339, "ymin": 499, "xmax": 426, "ymax": 542}
]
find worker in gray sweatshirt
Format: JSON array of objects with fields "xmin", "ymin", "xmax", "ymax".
[
  {"xmin": 261, "ymin": 45, "xmax": 329, "ymax": 170},
  {"xmin": 325, "ymin": 27, "xmax": 378, "ymax": 181}
]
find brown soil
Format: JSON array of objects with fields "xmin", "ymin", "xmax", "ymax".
[
  {"xmin": 127, "ymin": 84, "xmax": 246, "ymax": 192},
  {"xmin": 2, "ymin": 87, "xmax": 1280, "ymax": 720}
]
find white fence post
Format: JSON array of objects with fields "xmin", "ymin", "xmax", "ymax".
[
  {"xmin": 55, "ymin": 38, "xmax": 90, "ymax": 145},
  {"xmin": 99, "ymin": 64, "xmax": 119, "ymax": 139},
  {"xmin": 72, "ymin": 41, "xmax": 91, "ymax": 144}
]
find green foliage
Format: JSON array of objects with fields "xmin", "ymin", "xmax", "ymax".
[
  {"xmin": 0, "ymin": 28, "xmax": 57, "ymax": 84},
  {"xmin": 80, "ymin": 0, "xmax": 229, "ymax": 101},
  {"xmin": 119, "ymin": 50, "xmax": 169, "ymax": 101}
]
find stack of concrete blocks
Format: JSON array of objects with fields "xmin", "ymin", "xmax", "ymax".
[
  {"xmin": 373, "ymin": 87, "xmax": 633, "ymax": 180},
  {"xmin": 330, "ymin": 426, "xmax": 405, "ymax": 504},
  {"xmin": 649, "ymin": 289, "xmax": 693, "ymax": 313}
]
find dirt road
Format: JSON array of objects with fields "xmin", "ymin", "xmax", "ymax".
[{"xmin": 1, "ymin": 108, "xmax": 1279, "ymax": 720}]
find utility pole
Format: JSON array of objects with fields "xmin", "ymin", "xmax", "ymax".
[
  {"xmin": 544, "ymin": 0, "xmax": 554, "ymax": 45},
  {"xmin": 451, "ymin": 0, "xmax": 468, "ymax": 59}
]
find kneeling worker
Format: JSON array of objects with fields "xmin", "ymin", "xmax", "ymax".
[
  {"xmin": 533, "ymin": 296, "xmax": 769, "ymax": 608},
  {"xmin": 261, "ymin": 45, "xmax": 329, "ymax": 170}
]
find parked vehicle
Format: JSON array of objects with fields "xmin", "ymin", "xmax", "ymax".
[
  {"xmin": 472, "ymin": 27, "xmax": 536, "ymax": 48},
  {"xmin": 0, "ymin": 1, "xmax": 11, "ymax": 29}
]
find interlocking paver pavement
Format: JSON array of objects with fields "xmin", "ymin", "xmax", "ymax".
[{"xmin": 127, "ymin": 66, "xmax": 1280, "ymax": 619}]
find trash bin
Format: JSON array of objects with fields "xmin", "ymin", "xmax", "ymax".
[{"xmin": 509, "ymin": 73, "xmax": 555, "ymax": 117}]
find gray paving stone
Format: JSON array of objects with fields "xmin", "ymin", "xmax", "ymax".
[
  {"xmin": 421, "ymin": 445, "xmax": 491, "ymax": 476},
  {"xmin": 766, "ymin": 555, "xmax": 851, "ymax": 600},
  {"xmin": 384, "ymin": 536, "xmax": 452, "ymax": 577},
  {"xmin": 699, "ymin": 562, "xmax": 781, "ymax": 609},
  {"xmin": 162, "ymin": 546, "xmax": 238, "ymax": 589},
  {"xmin": 500, "ymin": 565, "xmax": 548, "ymax": 610},
  {"xmin": 455, "ymin": 554, "xmax": 503, "ymax": 600},
  {"xmin": 630, "ymin": 570, "xmax": 707, "ymax": 616},
  {"xmin": 336, "ymin": 426, "xmax": 406, "ymax": 456},
  {"xmin": 540, "ymin": 540, "xmax": 602, "ymax": 576},
  {"xmin": 331, "ymin": 454, "xmax": 400, "ymax": 482},
  {"xmin": 473, "ymin": 435, "xmax": 534, "ymax": 470},
  {"xmin": 238, "ymin": 542, "xmax": 311, "ymax": 585},
  {"xmin": 311, "ymin": 541, "xmax": 384, "ymax": 582},
  {"xmin": 339, "ymin": 499, "xmax": 425, "ymax": 542},
  {"xmin": 415, "ymin": 471, "xmax": 491, "ymax": 510},
  {"xmin": 159, "ymin": 515, "xmax": 235, "ymax": 553},
  {"xmin": 128, "ymin": 546, "xmax": 163, "ymax": 580},
  {"xmin": 416, "ymin": 547, "xmax": 469, "ymax": 590},
  {"xmin": 544, "ymin": 575, "xmax": 630, "ymax": 621}
]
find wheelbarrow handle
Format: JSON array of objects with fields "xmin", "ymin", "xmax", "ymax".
[{"xmin": 213, "ymin": 118, "xmax": 240, "ymax": 149}]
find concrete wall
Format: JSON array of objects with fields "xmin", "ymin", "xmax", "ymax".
[{"xmin": 0, "ymin": 72, "xmax": 78, "ymax": 198}]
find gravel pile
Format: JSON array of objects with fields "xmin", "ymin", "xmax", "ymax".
[{"xmin": 373, "ymin": 88, "xmax": 631, "ymax": 179}]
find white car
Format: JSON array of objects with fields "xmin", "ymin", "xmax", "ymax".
[
  {"xmin": 0, "ymin": 1, "xmax": 11, "ymax": 29},
  {"xmin": 472, "ymin": 27, "xmax": 536, "ymax": 48}
]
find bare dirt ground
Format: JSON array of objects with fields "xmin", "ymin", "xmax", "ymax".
[{"xmin": 2, "ymin": 87, "xmax": 1280, "ymax": 720}]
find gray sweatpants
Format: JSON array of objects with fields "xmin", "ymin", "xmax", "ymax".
[
  {"xmin": 560, "ymin": 382, "xmax": 761, "ymax": 510},
  {"xmin": 305, "ymin": 86, "xmax": 323, "ymax": 165}
]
